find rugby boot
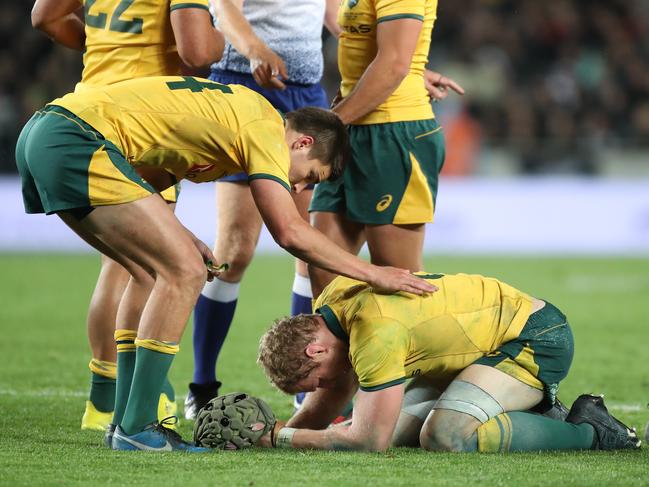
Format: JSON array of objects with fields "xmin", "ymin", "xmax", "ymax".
[
  {"xmin": 112, "ymin": 419, "xmax": 210, "ymax": 452},
  {"xmin": 184, "ymin": 381, "xmax": 221, "ymax": 420},
  {"xmin": 80, "ymin": 401, "xmax": 113, "ymax": 431},
  {"xmin": 158, "ymin": 392, "xmax": 179, "ymax": 429},
  {"xmin": 104, "ymin": 423, "xmax": 116, "ymax": 448},
  {"xmin": 566, "ymin": 394, "xmax": 641, "ymax": 450},
  {"xmin": 530, "ymin": 397, "xmax": 570, "ymax": 421}
]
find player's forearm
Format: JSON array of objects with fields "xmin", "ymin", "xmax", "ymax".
[
  {"xmin": 35, "ymin": 15, "xmax": 85, "ymax": 51},
  {"xmin": 275, "ymin": 425, "xmax": 386, "ymax": 452},
  {"xmin": 324, "ymin": 0, "xmax": 342, "ymax": 38},
  {"xmin": 213, "ymin": 0, "xmax": 266, "ymax": 59},
  {"xmin": 332, "ymin": 55, "xmax": 408, "ymax": 124},
  {"xmin": 287, "ymin": 379, "xmax": 357, "ymax": 429},
  {"xmin": 279, "ymin": 219, "xmax": 373, "ymax": 284}
]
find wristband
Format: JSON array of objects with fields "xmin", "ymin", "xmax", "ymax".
[{"xmin": 276, "ymin": 427, "xmax": 297, "ymax": 449}]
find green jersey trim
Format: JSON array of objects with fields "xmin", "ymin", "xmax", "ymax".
[
  {"xmin": 415, "ymin": 272, "xmax": 445, "ymax": 280},
  {"xmin": 318, "ymin": 305, "xmax": 349, "ymax": 343},
  {"xmin": 170, "ymin": 3, "xmax": 210, "ymax": 12},
  {"xmin": 247, "ymin": 174, "xmax": 291, "ymax": 192},
  {"xmin": 360, "ymin": 377, "xmax": 406, "ymax": 392},
  {"xmin": 376, "ymin": 13, "xmax": 424, "ymax": 24}
]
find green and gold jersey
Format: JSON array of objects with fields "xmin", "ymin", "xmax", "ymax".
[
  {"xmin": 337, "ymin": 0, "xmax": 437, "ymax": 125},
  {"xmin": 77, "ymin": 0, "xmax": 209, "ymax": 89},
  {"xmin": 314, "ymin": 272, "xmax": 534, "ymax": 391},
  {"xmin": 50, "ymin": 76, "xmax": 290, "ymax": 189}
]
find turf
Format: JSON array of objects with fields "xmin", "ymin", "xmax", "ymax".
[{"xmin": 0, "ymin": 254, "xmax": 647, "ymax": 486}]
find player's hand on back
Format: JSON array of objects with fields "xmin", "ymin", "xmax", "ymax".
[
  {"xmin": 368, "ymin": 266, "xmax": 438, "ymax": 295},
  {"xmin": 249, "ymin": 44, "xmax": 288, "ymax": 90}
]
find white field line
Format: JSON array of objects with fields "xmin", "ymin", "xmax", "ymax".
[{"xmin": 0, "ymin": 388, "xmax": 646, "ymax": 413}]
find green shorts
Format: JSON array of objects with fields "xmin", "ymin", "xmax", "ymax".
[
  {"xmin": 310, "ymin": 119, "xmax": 445, "ymax": 225},
  {"xmin": 474, "ymin": 301, "xmax": 574, "ymax": 406},
  {"xmin": 15, "ymin": 105, "xmax": 155, "ymax": 215}
]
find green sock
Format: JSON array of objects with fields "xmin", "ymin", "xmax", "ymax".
[
  {"xmin": 112, "ymin": 330, "xmax": 137, "ymax": 426},
  {"xmin": 120, "ymin": 344, "xmax": 176, "ymax": 435},
  {"xmin": 113, "ymin": 350, "xmax": 136, "ymax": 426},
  {"xmin": 477, "ymin": 411, "xmax": 595, "ymax": 452},
  {"xmin": 161, "ymin": 376, "xmax": 175, "ymax": 402},
  {"xmin": 89, "ymin": 372, "xmax": 116, "ymax": 413}
]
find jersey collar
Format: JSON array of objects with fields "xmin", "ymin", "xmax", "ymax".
[{"xmin": 317, "ymin": 305, "xmax": 349, "ymax": 343}]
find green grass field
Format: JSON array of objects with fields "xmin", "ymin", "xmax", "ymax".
[{"xmin": 0, "ymin": 254, "xmax": 647, "ymax": 486}]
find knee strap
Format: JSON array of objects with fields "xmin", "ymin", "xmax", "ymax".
[{"xmin": 435, "ymin": 380, "xmax": 504, "ymax": 423}]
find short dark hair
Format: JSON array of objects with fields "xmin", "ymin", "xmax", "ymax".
[{"xmin": 285, "ymin": 107, "xmax": 348, "ymax": 179}]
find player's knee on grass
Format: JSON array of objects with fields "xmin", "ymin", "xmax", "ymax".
[
  {"xmin": 419, "ymin": 410, "xmax": 479, "ymax": 452},
  {"xmin": 420, "ymin": 380, "xmax": 504, "ymax": 452}
]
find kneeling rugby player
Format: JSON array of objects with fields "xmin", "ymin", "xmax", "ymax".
[{"xmin": 257, "ymin": 272, "xmax": 641, "ymax": 452}]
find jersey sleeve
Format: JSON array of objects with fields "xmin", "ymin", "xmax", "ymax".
[
  {"xmin": 375, "ymin": 0, "xmax": 425, "ymax": 23},
  {"xmin": 350, "ymin": 318, "xmax": 409, "ymax": 392},
  {"xmin": 235, "ymin": 119, "xmax": 291, "ymax": 192},
  {"xmin": 169, "ymin": 0, "xmax": 210, "ymax": 12}
]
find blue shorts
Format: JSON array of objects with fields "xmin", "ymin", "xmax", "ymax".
[{"xmin": 210, "ymin": 69, "xmax": 328, "ymax": 183}]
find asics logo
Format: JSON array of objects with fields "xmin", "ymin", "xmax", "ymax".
[{"xmin": 375, "ymin": 194, "xmax": 393, "ymax": 212}]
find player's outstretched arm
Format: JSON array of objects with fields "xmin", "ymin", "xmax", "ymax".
[
  {"xmin": 170, "ymin": 6, "xmax": 225, "ymax": 69},
  {"xmin": 332, "ymin": 18, "xmax": 422, "ymax": 124},
  {"xmin": 287, "ymin": 372, "xmax": 358, "ymax": 430},
  {"xmin": 31, "ymin": 0, "xmax": 85, "ymax": 51},
  {"xmin": 250, "ymin": 179, "xmax": 437, "ymax": 295},
  {"xmin": 212, "ymin": 0, "xmax": 288, "ymax": 89},
  {"xmin": 264, "ymin": 385, "xmax": 404, "ymax": 451}
]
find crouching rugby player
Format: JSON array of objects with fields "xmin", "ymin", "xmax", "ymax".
[
  {"xmin": 257, "ymin": 272, "xmax": 641, "ymax": 452},
  {"xmin": 15, "ymin": 76, "xmax": 435, "ymax": 452}
]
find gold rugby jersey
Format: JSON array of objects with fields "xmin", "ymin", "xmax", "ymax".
[
  {"xmin": 77, "ymin": 0, "xmax": 209, "ymax": 88},
  {"xmin": 337, "ymin": 0, "xmax": 437, "ymax": 124},
  {"xmin": 314, "ymin": 272, "xmax": 534, "ymax": 391},
  {"xmin": 51, "ymin": 76, "xmax": 290, "ymax": 189}
]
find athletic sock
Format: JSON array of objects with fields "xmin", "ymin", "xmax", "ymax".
[
  {"xmin": 120, "ymin": 339, "xmax": 178, "ymax": 435},
  {"xmin": 477, "ymin": 411, "xmax": 595, "ymax": 452},
  {"xmin": 290, "ymin": 273, "xmax": 313, "ymax": 315},
  {"xmin": 192, "ymin": 278, "xmax": 240, "ymax": 385},
  {"xmin": 87, "ymin": 359, "xmax": 116, "ymax": 413},
  {"xmin": 161, "ymin": 376, "xmax": 175, "ymax": 402},
  {"xmin": 112, "ymin": 330, "xmax": 137, "ymax": 426},
  {"xmin": 291, "ymin": 273, "xmax": 313, "ymax": 409}
]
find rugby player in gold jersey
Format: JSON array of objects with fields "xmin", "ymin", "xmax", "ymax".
[
  {"xmin": 15, "ymin": 76, "xmax": 436, "ymax": 451},
  {"xmin": 31, "ymin": 0, "xmax": 224, "ymax": 433},
  {"xmin": 257, "ymin": 272, "xmax": 640, "ymax": 452}
]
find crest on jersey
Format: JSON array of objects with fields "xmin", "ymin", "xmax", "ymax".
[{"xmin": 348, "ymin": 0, "xmax": 358, "ymax": 8}]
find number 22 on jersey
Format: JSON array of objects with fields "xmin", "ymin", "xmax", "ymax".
[{"xmin": 85, "ymin": 0, "xmax": 143, "ymax": 34}]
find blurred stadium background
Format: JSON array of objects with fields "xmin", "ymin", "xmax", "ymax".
[
  {"xmin": 0, "ymin": 0, "xmax": 647, "ymax": 254},
  {"xmin": 1, "ymin": 3, "xmax": 648, "ymax": 482}
]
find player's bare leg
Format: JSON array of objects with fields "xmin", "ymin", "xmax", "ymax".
[
  {"xmin": 365, "ymin": 223, "xmax": 425, "ymax": 271},
  {"xmin": 87, "ymin": 256, "xmax": 128, "ymax": 363},
  {"xmin": 80, "ymin": 256, "xmax": 129, "ymax": 430},
  {"xmin": 308, "ymin": 211, "xmax": 365, "ymax": 299},
  {"xmin": 187, "ymin": 181, "xmax": 263, "ymax": 418},
  {"xmin": 59, "ymin": 194, "xmax": 209, "ymax": 443},
  {"xmin": 418, "ymin": 363, "xmax": 600, "ymax": 452}
]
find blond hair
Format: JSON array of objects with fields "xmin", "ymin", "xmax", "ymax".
[{"xmin": 257, "ymin": 314, "xmax": 321, "ymax": 394}]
